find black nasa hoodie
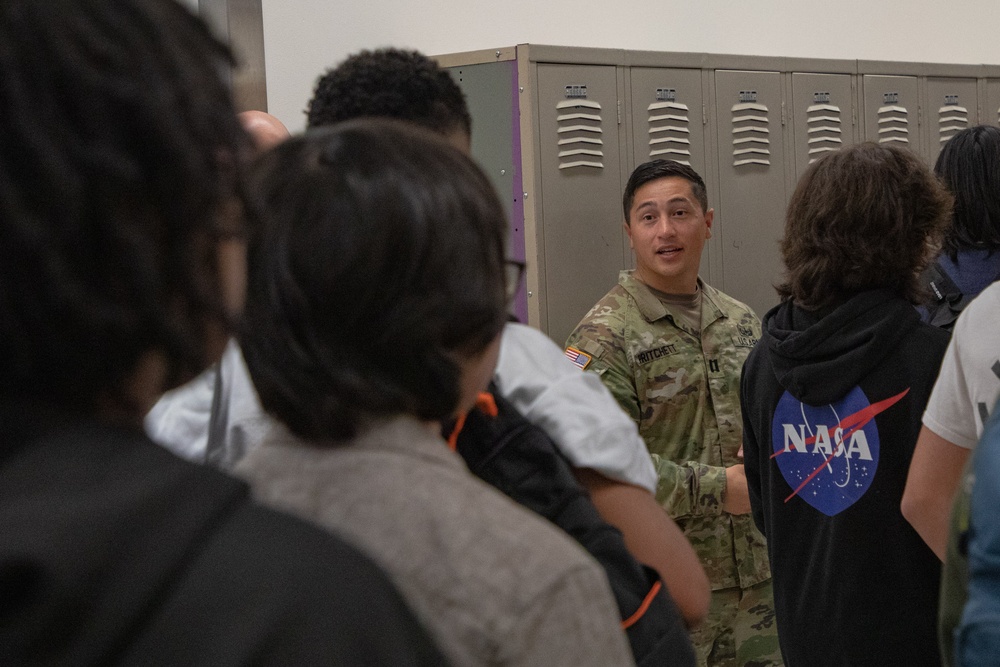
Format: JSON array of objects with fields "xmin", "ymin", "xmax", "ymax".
[{"xmin": 740, "ymin": 289, "xmax": 948, "ymax": 667}]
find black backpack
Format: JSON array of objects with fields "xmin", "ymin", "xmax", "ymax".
[
  {"xmin": 451, "ymin": 385, "xmax": 696, "ymax": 667},
  {"xmin": 921, "ymin": 260, "xmax": 981, "ymax": 331}
]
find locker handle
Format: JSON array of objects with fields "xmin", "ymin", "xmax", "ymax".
[
  {"xmin": 648, "ymin": 101, "xmax": 690, "ymax": 111},
  {"xmin": 556, "ymin": 100, "xmax": 601, "ymax": 110}
]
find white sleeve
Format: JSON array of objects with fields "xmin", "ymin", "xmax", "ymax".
[
  {"xmin": 494, "ymin": 322, "xmax": 657, "ymax": 492},
  {"xmin": 144, "ymin": 365, "xmax": 215, "ymax": 461},
  {"xmin": 923, "ymin": 282, "xmax": 1000, "ymax": 449}
]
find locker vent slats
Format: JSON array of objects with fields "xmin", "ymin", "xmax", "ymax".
[
  {"xmin": 556, "ymin": 98, "xmax": 604, "ymax": 170},
  {"xmin": 876, "ymin": 99, "xmax": 909, "ymax": 146},
  {"xmin": 731, "ymin": 99, "xmax": 770, "ymax": 166},
  {"xmin": 938, "ymin": 102, "xmax": 968, "ymax": 144},
  {"xmin": 806, "ymin": 99, "xmax": 842, "ymax": 163},
  {"xmin": 646, "ymin": 100, "xmax": 691, "ymax": 165}
]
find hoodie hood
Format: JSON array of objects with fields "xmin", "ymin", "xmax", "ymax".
[{"xmin": 761, "ymin": 289, "xmax": 919, "ymax": 405}]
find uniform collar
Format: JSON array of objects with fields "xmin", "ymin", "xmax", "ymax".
[{"xmin": 618, "ymin": 270, "xmax": 726, "ymax": 331}]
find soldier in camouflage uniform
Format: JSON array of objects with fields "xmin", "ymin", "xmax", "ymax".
[{"xmin": 566, "ymin": 160, "xmax": 780, "ymax": 667}]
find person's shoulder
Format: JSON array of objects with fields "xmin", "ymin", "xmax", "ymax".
[
  {"xmin": 703, "ymin": 282, "xmax": 758, "ymax": 318},
  {"xmin": 164, "ymin": 495, "xmax": 446, "ymax": 665}
]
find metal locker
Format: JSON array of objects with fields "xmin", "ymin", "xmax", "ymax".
[
  {"xmin": 535, "ymin": 62, "xmax": 626, "ymax": 346},
  {"xmin": 861, "ymin": 75, "xmax": 921, "ymax": 157},
  {"xmin": 789, "ymin": 73, "xmax": 856, "ymax": 181},
  {"xmin": 924, "ymin": 77, "xmax": 979, "ymax": 165},
  {"xmin": 983, "ymin": 77, "xmax": 1000, "ymax": 129},
  {"xmin": 447, "ymin": 60, "xmax": 528, "ymax": 322},
  {"xmin": 713, "ymin": 70, "xmax": 786, "ymax": 319},
  {"xmin": 628, "ymin": 67, "xmax": 707, "ymax": 175}
]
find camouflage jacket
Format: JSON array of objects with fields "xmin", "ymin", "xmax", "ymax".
[{"xmin": 565, "ymin": 271, "xmax": 770, "ymax": 590}]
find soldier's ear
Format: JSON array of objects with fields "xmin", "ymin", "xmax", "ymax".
[
  {"xmin": 704, "ymin": 209, "xmax": 714, "ymax": 239},
  {"xmin": 624, "ymin": 220, "xmax": 634, "ymax": 249}
]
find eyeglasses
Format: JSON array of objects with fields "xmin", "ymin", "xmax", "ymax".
[{"xmin": 505, "ymin": 259, "xmax": 526, "ymax": 303}]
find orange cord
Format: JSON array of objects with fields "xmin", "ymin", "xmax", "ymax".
[
  {"xmin": 446, "ymin": 392, "xmax": 499, "ymax": 451},
  {"xmin": 621, "ymin": 581, "xmax": 662, "ymax": 630}
]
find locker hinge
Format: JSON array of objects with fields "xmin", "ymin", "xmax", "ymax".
[
  {"xmin": 617, "ymin": 99, "xmax": 622, "ymax": 125},
  {"xmin": 917, "ymin": 104, "xmax": 922, "ymax": 127},
  {"xmin": 702, "ymin": 103, "xmax": 707, "ymax": 125},
  {"xmin": 780, "ymin": 100, "xmax": 787, "ymax": 126}
]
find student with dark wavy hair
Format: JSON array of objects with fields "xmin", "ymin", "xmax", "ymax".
[
  {"xmin": 0, "ymin": 0, "xmax": 447, "ymax": 663},
  {"xmin": 740, "ymin": 142, "xmax": 952, "ymax": 667},
  {"xmin": 921, "ymin": 125, "xmax": 1000, "ymax": 328},
  {"xmin": 233, "ymin": 119, "xmax": 633, "ymax": 667}
]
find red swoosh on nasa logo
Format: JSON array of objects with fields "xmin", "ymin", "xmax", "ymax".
[{"xmin": 771, "ymin": 388, "xmax": 909, "ymax": 503}]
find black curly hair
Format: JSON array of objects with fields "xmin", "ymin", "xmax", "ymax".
[
  {"xmin": 0, "ymin": 0, "xmax": 253, "ymax": 413},
  {"xmin": 306, "ymin": 48, "xmax": 471, "ymax": 137},
  {"xmin": 241, "ymin": 120, "xmax": 507, "ymax": 442}
]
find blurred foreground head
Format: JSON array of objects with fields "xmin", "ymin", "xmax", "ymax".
[
  {"xmin": 241, "ymin": 119, "xmax": 508, "ymax": 442},
  {"xmin": 779, "ymin": 142, "xmax": 952, "ymax": 311},
  {"xmin": 0, "ymin": 0, "xmax": 252, "ymax": 415}
]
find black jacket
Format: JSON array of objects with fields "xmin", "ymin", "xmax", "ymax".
[
  {"xmin": 455, "ymin": 387, "xmax": 695, "ymax": 667},
  {"xmin": 740, "ymin": 290, "xmax": 948, "ymax": 667},
  {"xmin": 0, "ymin": 401, "xmax": 446, "ymax": 666}
]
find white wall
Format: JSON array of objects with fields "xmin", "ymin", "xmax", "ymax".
[{"xmin": 262, "ymin": 0, "xmax": 1000, "ymax": 132}]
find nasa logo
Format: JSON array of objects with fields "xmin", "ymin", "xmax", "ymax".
[{"xmin": 769, "ymin": 386, "xmax": 908, "ymax": 516}]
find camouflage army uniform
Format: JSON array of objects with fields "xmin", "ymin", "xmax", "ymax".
[{"xmin": 566, "ymin": 271, "xmax": 780, "ymax": 667}]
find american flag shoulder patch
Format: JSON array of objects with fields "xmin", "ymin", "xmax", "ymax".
[{"xmin": 564, "ymin": 347, "xmax": 592, "ymax": 371}]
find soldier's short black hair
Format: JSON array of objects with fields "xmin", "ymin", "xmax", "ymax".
[
  {"xmin": 779, "ymin": 142, "xmax": 952, "ymax": 310},
  {"xmin": 623, "ymin": 159, "xmax": 709, "ymax": 222},
  {"xmin": 240, "ymin": 119, "xmax": 507, "ymax": 442},
  {"xmin": 0, "ymin": 0, "xmax": 252, "ymax": 411},
  {"xmin": 934, "ymin": 125, "xmax": 1000, "ymax": 259},
  {"xmin": 306, "ymin": 48, "xmax": 471, "ymax": 138}
]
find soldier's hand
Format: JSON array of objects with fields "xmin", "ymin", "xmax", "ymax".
[{"xmin": 723, "ymin": 464, "xmax": 751, "ymax": 515}]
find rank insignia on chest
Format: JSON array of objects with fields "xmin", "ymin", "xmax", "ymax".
[{"xmin": 564, "ymin": 347, "xmax": 593, "ymax": 370}]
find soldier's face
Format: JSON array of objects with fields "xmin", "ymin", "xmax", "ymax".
[{"xmin": 625, "ymin": 176, "xmax": 712, "ymax": 295}]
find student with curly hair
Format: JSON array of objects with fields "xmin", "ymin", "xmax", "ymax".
[
  {"xmin": 0, "ymin": 1, "xmax": 446, "ymax": 663},
  {"xmin": 741, "ymin": 142, "xmax": 953, "ymax": 667}
]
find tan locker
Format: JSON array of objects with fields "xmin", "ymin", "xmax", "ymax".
[
  {"xmin": 713, "ymin": 70, "xmax": 787, "ymax": 319},
  {"xmin": 983, "ymin": 78, "xmax": 1000, "ymax": 128},
  {"xmin": 789, "ymin": 73, "xmax": 856, "ymax": 181},
  {"xmin": 861, "ymin": 75, "xmax": 921, "ymax": 157},
  {"xmin": 535, "ymin": 62, "xmax": 626, "ymax": 345},
  {"xmin": 924, "ymin": 77, "xmax": 979, "ymax": 165}
]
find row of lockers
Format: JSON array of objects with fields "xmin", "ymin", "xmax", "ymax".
[{"xmin": 439, "ymin": 46, "xmax": 1000, "ymax": 345}]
